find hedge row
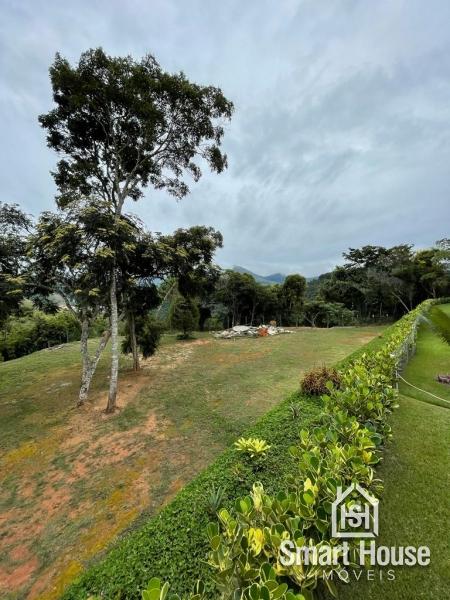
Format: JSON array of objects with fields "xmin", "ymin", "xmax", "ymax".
[{"xmin": 63, "ymin": 303, "xmax": 432, "ymax": 600}]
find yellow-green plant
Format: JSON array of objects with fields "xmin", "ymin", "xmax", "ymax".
[{"xmin": 234, "ymin": 437, "xmax": 271, "ymax": 459}]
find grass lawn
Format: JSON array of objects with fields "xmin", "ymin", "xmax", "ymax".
[
  {"xmin": 398, "ymin": 313, "xmax": 450, "ymax": 409},
  {"xmin": 339, "ymin": 319, "xmax": 450, "ymax": 600},
  {"xmin": 0, "ymin": 325, "xmax": 383, "ymax": 600}
]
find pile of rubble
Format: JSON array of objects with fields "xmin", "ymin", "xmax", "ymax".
[{"xmin": 213, "ymin": 324, "xmax": 292, "ymax": 339}]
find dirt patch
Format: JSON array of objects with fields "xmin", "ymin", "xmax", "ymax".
[
  {"xmin": 40, "ymin": 487, "xmax": 71, "ymax": 518},
  {"xmin": 0, "ymin": 339, "xmax": 201, "ymax": 599},
  {"xmin": 0, "ymin": 557, "xmax": 39, "ymax": 590}
]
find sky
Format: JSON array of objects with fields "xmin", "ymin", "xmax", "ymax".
[{"xmin": 1, "ymin": 0, "xmax": 450, "ymax": 277}]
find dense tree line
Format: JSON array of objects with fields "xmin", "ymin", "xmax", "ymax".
[
  {"xmin": 165, "ymin": 242, "xmax": 450, "ymax": 331},
  {"xmin": 318, "ymin": 243, "xmax": 450, "ymax": 320}
]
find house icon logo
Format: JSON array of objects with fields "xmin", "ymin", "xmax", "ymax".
[{"xmin": 331, "ymin": 483, "xmax": 379, "ymax": 539}]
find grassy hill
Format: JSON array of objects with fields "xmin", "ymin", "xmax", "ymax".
[{"xmin": 0, "ymin": 325, "xmax": 383, "ymax": 599}]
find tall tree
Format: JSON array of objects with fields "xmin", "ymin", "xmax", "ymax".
[
  {"xmin": 39, "ymin": 48, "xmax": 233, "ymax": 412},
  {"xmin": 31, "ymin": 204, "xmax": 120, "ymax": 405},
  {"xmin": 0, "ymin": 203, "xmax": 32, "ymax": 327},
  {"xmin": 214, "ymin": 271, "xmax": 258, "ymax": 327},
  {"xmin": 169, "ymin": 294, "xmax": 199, "ymax": 339},
  {"xmin": 280, "ymin": 274, "xmax": 306, "ymax": 325}
]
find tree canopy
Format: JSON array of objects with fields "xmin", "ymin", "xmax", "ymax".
[{"xmin": 39, "ymin": 48, "xmax": 234, "ymax": 211}]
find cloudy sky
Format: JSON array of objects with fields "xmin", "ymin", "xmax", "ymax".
[{"xmin": 1, "ymin": 0, "xmax": 450, "ymax": 276}]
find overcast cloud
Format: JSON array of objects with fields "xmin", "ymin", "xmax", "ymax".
[{"xmin": 1, "ymin": 0, "xmax": 450, "ymax": 276}]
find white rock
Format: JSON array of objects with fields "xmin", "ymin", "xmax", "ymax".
[{"xmin": 232, "ymin": 325, "xmax": 250, "ymax": 332}]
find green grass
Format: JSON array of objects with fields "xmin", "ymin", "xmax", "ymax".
[
  {"xmin": 339, "ymin": 316, "xmax": 450, "ymax": 600},
  {"xmin": 0, "ymin": 325, "xmax": 384, "ymax": 599},
  {"xmin": 398, "ymin": 318, "xmax": 450, "ymax": 409},
  {"xmin": 0, "ymin": 338, "xmax": 133, "ymax": 452},
  {"xmin": 437, "ymin": 302, "xmax": 450, "ymax": 318},
  {"xmin": 0, "ymin": 327, "xmax": 382, "ymax": 454},
  {"xmin": 429, "ymin": 305, "xmax": 450, "ymax": 344}
]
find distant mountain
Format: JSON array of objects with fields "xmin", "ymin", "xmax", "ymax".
[
  {"xmin": 232, "ymin": 266, "xmax": 286, "ymax": 285},
  {"xmin": 265, "ymin": 273, "xmax": 285, "ymax": 284}
]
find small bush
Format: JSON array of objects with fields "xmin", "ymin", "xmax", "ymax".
[
  {"xmin": 122, "ymin": 315, "xmax": 164, "ymax": 358},
  {"xmin": 300, "ymin": 365, "xmax": 341, "ymax": 395},
  {"xmin": 234, "ymin": 437, "xmax": 271, "ymax": 459},
  {"xmin": 206, "ymin": 484, "xmax": 225, "ymax": 516}
]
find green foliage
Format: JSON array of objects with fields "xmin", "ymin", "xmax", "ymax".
[
  {"xmin": 0, "ymin": 309, "xmax": 81, "ymax": 361},
  {"xmin": 39, "ymin": 48, "xmax": 233, "ymax": 208},
  {"xmin": 122, "ymin": 315, "xmax": 165, "ymax": 358},
  {"xmin": 89, "ymin": 314, "xmax": 110, "ymax": 338},
  {"xmin": 169, "ymin": 295, "xmax": 200, "ymax": 338},
  {"xmin": 281, "ymin": 274, "xmax": 306, "ymax": 325},
  {"xmin": 289, "ymin": 401, "xmax": 302, "ymax": 419},
  {"xmin": 302, "ymin": 300, "xmax": 355, "ymax": 327},
  {"xmin": 234, "ymin": 437, "xmax": 271, "ymax": 460},
  {"xmin": 213, "ymin": 271, "xmax": 307, "ymax": 327},
  {"xmin": 341, "ymin": 322, "xmax": 450, "ymax": 599},
  {"xmin": 203, "ymin": 316, "xmax": 223, "ymax": 331},
  {"xmin": 207, "ymin": 485, "xmax": 226, "ymax": 517},
  {"xmin": 320, "ymin": 244, "xmax": 450, "ymax": 321},
  {"xmin": 0, "ymin": 202, "xmax": 32, "ymax": 326},
  {"xmin": 300, "ymin": 366, "xmax": 341, "ymax": 396},
  {"xmin": 141, "ymin": 578, "xmax": 206, "ymax": 600}
]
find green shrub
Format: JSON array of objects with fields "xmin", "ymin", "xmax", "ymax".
[
  {"xmin": 89, "ymin": 314, "xmax": 110, "ymax": 338},
  {"xmin": 169, "ymin": 295, "xmax": 200, "ymax": 339},
  {"xmin": 122, "ymin": 315, "xmax": 164, "ymax": 358},
  {"xmin": 206, "ymin": 485, "xmax": 226, "ymax": 517},
  {"xmin": 300, "ymin": 366, "xmax": 341, "ymax": 396},
  {"xmin": 234, "ymin": 437, "xmax": 271, "ymax": 462},
  {"xmin": 0, "ymin": 309, "xmax": 81, "ymax": 361},
  {"xmin": 203, "ymin": 316, "xmax": 223, "ymax": 331}
]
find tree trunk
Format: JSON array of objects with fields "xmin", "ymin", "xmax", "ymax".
[
  {"xmin": 78, "ymin": 321, "xmax": 111, "ymax": 407},
  {"xmin": 250, "ymin": 303, "xmax": 256, "ymax": 326},
  {"xmin": 106, "ymin": 270, "xmax": 119, "ymax": 413},
  {"xmin": 129, "ymin": 312, "xmax": 140, "ymax": 371},
  {"xmin": 78, "ymin": 318, "xmax": 90, "ymax": 406}
]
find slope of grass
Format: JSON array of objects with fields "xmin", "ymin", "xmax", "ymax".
[
  {"xmin": 429, "ymin": 304, "xmax": 450, "ymax": 344},
  {"xmin": 339, "ymin": 319, "xmax": 450, "ymax": 600},
  {"xmin": 398, "ymin": 319, "xmax": 450, "ymax": 409},
  {"xmin": 0, "ymin": 326, "xmax": 383, "ymax": 599}
]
